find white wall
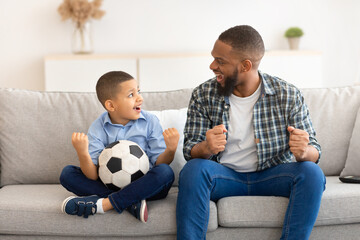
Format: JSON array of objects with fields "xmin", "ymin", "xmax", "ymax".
[{"xmin": 1, "ymin": 0, "xmax": 360, "ymax": 91}]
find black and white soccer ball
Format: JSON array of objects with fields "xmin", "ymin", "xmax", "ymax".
[{"xmin": 98, "ymin": 140, "xmax": 149, "ymax": 190}]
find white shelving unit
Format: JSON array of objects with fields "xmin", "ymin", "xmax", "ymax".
[
  {"xmin": 44, "ymin": 51, "xmax": 323, "ymax": 92},
  {"xmin": 260, "ymin": 50, "xmax": 323, "ymax": 88},
  {"xmin": 44, "ymin": 54, "xmax": 138, "ymax": 92}
]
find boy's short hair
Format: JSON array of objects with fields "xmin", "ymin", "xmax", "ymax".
[
  {"xmin": 96, "ymin": 71, "xmax": 134, "ymax": 108},
  {"xmin": 218, "ymin": 25, "xmax": 265, "ymax": 69}
]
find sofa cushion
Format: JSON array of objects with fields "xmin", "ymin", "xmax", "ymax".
[
  {"xmin": 150, "ymin": 108, "xmax": 187, "ymax": 186},
  {"xmin": 217, "ymin": 176, "xmax": 360, "ymax": 228},
  {"xmin": 141, "ymin": 89, "xmax": 192, "ymax": 111},
  {"xmin": 301, "ymin": 86, "xmax": 360, "ymax": 175},
  {"xmin": 340, "ymin": 107, "xmax": 360, "ymax": 177},
  {"xmin": 0, "ymin": 88, "xmax": 192, "ymax": 186},
  {"xmin": 0, "ymin": 185, "xmax": 218, "ymax": 237},
  {"xmin": 0, "ymin": 89, "xmax": 104, "ymax": 186}
]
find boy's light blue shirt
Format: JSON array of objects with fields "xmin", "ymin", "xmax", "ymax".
[{"xmin": 87, "ymin": 110, "xmax": 166, "ymax": 168}]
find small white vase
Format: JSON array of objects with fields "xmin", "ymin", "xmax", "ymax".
[
  {"xmin": 72, "ymin": 22, "xmax": 93, "ymax": 54},
  {"xmin": 287, "ymin": 37, "xmax": 300, "ymax": 50}
]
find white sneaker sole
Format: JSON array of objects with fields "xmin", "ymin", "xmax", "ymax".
[
  {"xmin": 61, "ymin": 196, "xmax": 76, "ymax": 213},
  {"xmin": 140, "ymin": 200, "xmax": 148, "ymax": 223}
]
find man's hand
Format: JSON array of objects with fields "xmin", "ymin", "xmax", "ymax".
[
  {"xmin": 205, "ymin": 124, "xmax": 227, "ymax": 155},
  {"xmin": 287, "ymin": 126, "xmax": 310, "ymax": 161},
  {"xmin": 71, "ymin": 132, "xmax": 89, "ymax": 155},
  {"xmin": 163, "ymin": 128, "xmax": 180, "ymax": 152}
]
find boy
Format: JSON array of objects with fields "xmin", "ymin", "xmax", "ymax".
[{"xmin": 60, "ymin": 71, "xmax": 180, "ymax": 222}]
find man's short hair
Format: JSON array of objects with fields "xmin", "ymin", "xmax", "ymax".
[
  {"xmin": 96, "ymin": 71, "xmax": 134, "ymax": 108},
  {"xmin": 218, "ymin": 25, "xmax": 265, "ymax": 69}
]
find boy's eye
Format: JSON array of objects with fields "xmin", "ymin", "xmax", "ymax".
[{"xmin": 128, "ymin": 93, "xmax": 133, "ymax": 98}]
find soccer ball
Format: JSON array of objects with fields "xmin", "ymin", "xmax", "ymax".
[{"xmin": 98, "ymin": 140, "xmax": 149, "ymax": 190}]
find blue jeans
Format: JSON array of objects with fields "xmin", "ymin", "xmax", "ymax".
[
  {"xmin": 60, "ymin": 163, "xmax": 174, "ymax": 213},
  {"xmin": 176, "ymin": 159, "xmax": 326, "ymax": 240}
]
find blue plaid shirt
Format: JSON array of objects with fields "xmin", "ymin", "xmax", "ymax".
[{"xmin": 183, "ymin": 71, "xmax": 321, "ymax": 171}]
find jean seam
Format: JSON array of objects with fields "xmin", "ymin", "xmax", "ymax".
[
  {"xmin": 283, "ymin": 180, "xmax": 296, "ymax": 240},
  {"xmin": 211, "ymin": 174, "xmax": 247, "ymax": 186},
  {"xmin": 247, "ymin": 174, "xmax": 295, "ymax": 185},
  {"xmin": 201, "ymin": 185, "xmax": 211, "ymax": 240},
  {"xmin": 247, "ymin": 174, "xmax": 250, "ymax": 195},
  {"xmin": 108, "ymin": 194, "xmax": 121, "ymax": 213}
]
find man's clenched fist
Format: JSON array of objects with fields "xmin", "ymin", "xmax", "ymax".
[
  {"xmin": 288, "ymin": 126, "xmax": 310, "ymax": 161},
  {"xmin": 205, "ymin": 124, "xmax": 227, "ymax": 155}
]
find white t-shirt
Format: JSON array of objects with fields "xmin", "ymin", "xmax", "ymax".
[{"xmin": 220, "ymin": 83, "xmax": 262, "ymax": 172}]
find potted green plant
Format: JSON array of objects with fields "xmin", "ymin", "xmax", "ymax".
[{"xmin": 284, "ymin": 27, "xmax": 304, "ymax": 50}]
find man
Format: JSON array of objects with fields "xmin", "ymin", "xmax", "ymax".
[{"xmin": 176, "ymin": 25, "xmax": 326, "ymax": 240}]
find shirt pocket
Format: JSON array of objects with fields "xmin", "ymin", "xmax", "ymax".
[{"xmin": 259, "ymin": 107, "xmax": 288, "ymax": 153}]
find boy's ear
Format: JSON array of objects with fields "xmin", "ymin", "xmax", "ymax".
[{"xmin": 104, "ymin": 100, "xmax": 115, "ymax": 112}]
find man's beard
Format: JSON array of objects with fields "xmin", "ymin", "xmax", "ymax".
[{"xmin": 217, "ymin": 69, "xmax": 238, "ymax": 96}]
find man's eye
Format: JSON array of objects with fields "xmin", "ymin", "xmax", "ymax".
[
  {"xmin": 215, "ymin": 59, "xmax": 224, "ymax": 65},
  {"xmin": 128, "ymin": 93, "xmax": 133, "ymax": 97}
]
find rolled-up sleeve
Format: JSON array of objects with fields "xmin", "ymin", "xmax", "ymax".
[
  {"xmin": 289, "ymin": 90, "xmax": 322, "ymax": 163},
  {"xmin": 183, "ymin": 90, "xmax": 212, "ymax": 161}
]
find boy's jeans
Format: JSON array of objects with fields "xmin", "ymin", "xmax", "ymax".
[
  {"xmin": 60, "ymin": 163, "xmax": 174, "ymax": 213},
  {"xmin": 176, "ymin": 159, "xmax": 326, "ymax": 240}
]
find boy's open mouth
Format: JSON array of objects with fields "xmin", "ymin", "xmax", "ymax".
[{"xmin": 134, "ymin": 105, "xmax": 141, "ymax": 112}]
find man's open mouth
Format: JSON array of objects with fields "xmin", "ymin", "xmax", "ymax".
[{"xmin": 215, "ymin": 73, "xmax": 224, "ymax": 83}]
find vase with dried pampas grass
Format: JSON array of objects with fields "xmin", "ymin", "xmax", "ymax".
[{"xmin": 58, "ymin": 0, "xmax": 105, "ymax": 54}]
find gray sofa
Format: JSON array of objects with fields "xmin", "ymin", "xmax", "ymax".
[{"xmin": 0, "ymin": 85, "xmax": 360, "ymax": 240}]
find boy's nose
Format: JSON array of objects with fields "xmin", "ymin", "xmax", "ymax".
[{"xmin": 137, "ymin": 94, "xmax": 143, "ymax": 102}]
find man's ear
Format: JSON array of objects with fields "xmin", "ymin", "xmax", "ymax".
[
  {"xmin": 104, "ymin": 100, "xmax": 115, "ymax": 112},
  {"xmin": 241, "ymin": 59, "xmax": 252, "ymax": 72}
]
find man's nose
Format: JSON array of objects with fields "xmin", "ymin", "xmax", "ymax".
[{"xmin": 210, "ymin": 60, "xmax": 218, "ymax": 71}]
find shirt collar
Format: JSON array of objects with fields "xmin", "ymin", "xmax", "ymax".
[
  {"xmin": 103, "ymin": 111, "xmax": 146, "ymax": 127},
  {"xmin": 223, "ymin": 71, "xmax": 275, "ymax": 104},
  {"xmin": 259, "ymin": 70, "xmax": 276, "ymax": 96}
]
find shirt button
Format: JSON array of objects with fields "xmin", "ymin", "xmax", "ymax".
[{"xmin": 224, "ymin": 105, "xmax": 229, "ymax": 109}]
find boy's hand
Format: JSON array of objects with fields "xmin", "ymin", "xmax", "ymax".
[
  {"xmin": 71, "ymin": 132, "xmax": 89, "ymax": 155},
  {"xmin": 163, "ymin": 128, "xmax": 180, "ymax": 152}
]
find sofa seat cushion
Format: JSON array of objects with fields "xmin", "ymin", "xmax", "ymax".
[
  {"xmin": 0, "ymin": 185, "xmax": 218, "ymax": 237},
  {"xmin": 217, "ymin": 176, "xmax": 360, "ymax": 228}
]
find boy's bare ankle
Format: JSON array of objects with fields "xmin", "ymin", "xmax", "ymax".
[{"xmin": 102, "ymin": 198, "xmax": 113, "ymax": 212}]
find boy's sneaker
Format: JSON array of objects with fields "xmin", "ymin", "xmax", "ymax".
[
  {"xmin": 126, "ymin": 200, "xmax": 148, "ymax": 223},
  {"xmin": 62, "ymin": 195, "xmax": 99, "ymax": 218}
]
